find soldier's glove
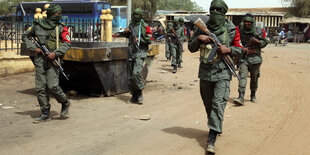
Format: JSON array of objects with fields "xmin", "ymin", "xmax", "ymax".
[
  {"xmin": 197, "ymin": 35, "xmax": 214, "ymax": 44},
  {"xmin": 217, "ymin": 45, "xmax": 232, "ymax": 55},
  {"xmin": 249, "ymin": 37, "xmax": 260, "ymax": 45}
]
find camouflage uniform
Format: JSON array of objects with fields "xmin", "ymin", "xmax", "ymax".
[
  {"xmin": 177, "ymin": 18, "xmax": 187, "ymax": 68},
  {"xmin": 234, "ymin": 14, "xmax": 269, "ymax": 105},
  {"xmin": 188, "ymin": 0, "xmax": 242, "ymax": 153},
  {"xmin": 22, "ymin": 4, "xmax": 71, "ymax": 122},
  {"xmin": 122, "ymin": 8, "xmax": 152, "ymax": 104}
]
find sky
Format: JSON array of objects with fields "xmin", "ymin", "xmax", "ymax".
[{"xmin": 192, "ymin": 0, "xmax": 291, "ymax": 11}]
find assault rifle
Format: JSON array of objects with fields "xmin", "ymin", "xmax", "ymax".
[
  {"xmin": 194, "ymin": 18, "xmax": 240, "ymax": 81},
  {"xmin": 171, "ymin": 28, "xmax": 183, "ymax": 48},
  {"xmin": 129, "ymin": 24, "xmax": 140, "ymax": 51},
  {"xmin": 30, "ymin": 37, "xmax": 69, "ymax": 80}
]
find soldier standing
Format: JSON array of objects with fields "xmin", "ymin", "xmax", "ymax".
[
  {"xmin": 175, "ymin": 18, "xmax": 187, "ymax": 68},
  {"xmin": 165, "ymin": 22, "xmax": 174, "ymax": 61},
  {"xmin": 188, "ymin": 0, "xmax": 242, "ymax": 153},
  {"xmin": 121, "ymin": 8, "xmax": 152, "ymax": 104},
  {"xmin": 22, "ymin": 4, "xmax": 71, "ymax": 123},
  {"xmin": 177, "ymin": 18, "xmax": 187, "ymax": 68},
  {"xmin": 233, "ymin": 13, "xmax": 268, "ymax": 105}
]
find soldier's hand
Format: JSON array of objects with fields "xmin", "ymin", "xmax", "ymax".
[
  {"xmin": 134, "ymin": 38, "xmax": 138, "ymax": 44},
  {"xmin": 249, "ymin": 37, "xmax": 260, "ymax": 45},
  {"xmin": 34, "ymin": 48, "xmax": 43, "ymax": 54},
  {"xmin": 217, "ymin": 45, "xmax": 231, "ymax": 55},
  {"xmin": 47, "ymin": 52, "xmax": 56, "ymax": 60},
  {"xmin": 124, "ymin": 28, "xmax": 130, "ymax": 34},
  {"xmin": 197, "ymin": 35, "xmax": 214, "ymax": 44}
]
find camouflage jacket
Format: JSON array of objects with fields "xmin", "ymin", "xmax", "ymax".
[
  {"xmin": 238, "ymin": 27, "xmax": 269, "ymax": 65},
  {"xmin": 188, "ymin": 19, "xmax": 242, "ymax": 82}
]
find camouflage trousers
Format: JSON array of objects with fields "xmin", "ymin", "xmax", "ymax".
[
  {"xmin": 237, "ymin": 63, "xmax": 261, "ymax": 93},
  {"xmin": 166, "ymin": 42, "xmax": 182, "ymax": 66},
  {"xmin": 127, "ymin": 57, "xmax": 144, "ymax": 91},
  {"xmin": 200, "ymin": 79, "xmax": 230, "ymax": 134},
  {"xmin": 34, "ymin": 56, "xmax": 68, "ymax": 111}
]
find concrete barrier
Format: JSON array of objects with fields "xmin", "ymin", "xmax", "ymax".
[{"xmin": 0, "ymin": 51, "xmax": 35, "ymax": 77}]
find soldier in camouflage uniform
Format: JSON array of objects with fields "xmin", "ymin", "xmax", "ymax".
[
  {"xmin": 165, "ymin": 19, "xmax": 186, "ymax": 73},
  {"xmin": 177, "ymin": 18, "xmax": 187, "ymax": 68},
  {"xmin": 233, "ymin": 13, "xmax": 268, "ymax": 106},
  {"xmin": 165, "ymin": 22, "xmax": 174, "ymax": 61},
  {"xmin": 175, "ymin": 18, "xmax": 187, "ymax": 68},
  {"xmin": 22, "ymin": 4, "xmax": 71, "ymax": 123},
  {"xmin": 188, "ymin": 0, "xmax": 243, "ymax": 153},
  {"xmin": 121, "ymin": 8, "xmax": 152, "ymax": 104}
]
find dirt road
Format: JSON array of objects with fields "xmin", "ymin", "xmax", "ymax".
[{"xmin": 0, "ymin": 43, "xmax": 309, "ymax": 155}]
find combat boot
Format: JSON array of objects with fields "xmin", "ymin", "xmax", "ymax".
[
  {"xmin": 136, "ymin": 90, "xmax": 143, "ymax": 105},
  {"xmin": 234, "ymin": 92, "xmax": 245, "ymax": 106},
  {"xmin": 251, "ymin": 91, "xmax": 257, "ymax": 103},
  {"xmin": 206, "ymin": 129, "xmax": 218, "ymax": 154},
  {"xmin": 178, "ymin": 63, "xmax": 182, "ymax": 68},
  {"xmin": 33, "ymin": 109, "xmax": 50, "ymax": 123},
  {"xmin": 60, "ymin": 100, "xmax": 70, "ymax": 118},
  {"xmin": 130, "ymin": 91, "xmax": 138, "ymax": 103},
  {"xmin": 172, "ymin": 65, "xmax": 177, "ymax": 73}
]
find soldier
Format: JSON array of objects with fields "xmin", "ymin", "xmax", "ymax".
[
  {"xmin": 22, "ymin": 4, "xmax": 71, "ymax": 123},
  {"xmin": 175, "ymin": 18, "xmax": 187, "ymax": 68},
  {"xmin": 233, "ymin": 13, "xmax": 268, "ymax": 106},
  {"xmin": 165, "ymin": 22, "xmax": 174, "ymax": 61},
  {"xmin": 121, "ymin": 8, "xmax": 152, "ymax": 104},
  {"xmin": 188, "ymin": 0, "xmax": 243, "ymax": 153}
]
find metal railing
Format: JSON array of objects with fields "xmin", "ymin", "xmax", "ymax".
[{"xmin": 0, "ymin": 15, "xmax": 104, "ymax": 53}]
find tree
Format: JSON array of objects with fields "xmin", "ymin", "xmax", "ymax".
[
  {"xmin": 0, "ymin": 0, "xmax": 52, "ymax": 15},
  {"xmin": 157, "ymin": 0, "xmax": 204, "ymax": 11},
  {"xmin": 282, "ymin": 0, "xmax": 310, "ymax": 17}
]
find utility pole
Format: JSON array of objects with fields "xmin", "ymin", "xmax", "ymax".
[{"xmin": 127, "ymin": 0, "xmax": 131, "ymax": 27}]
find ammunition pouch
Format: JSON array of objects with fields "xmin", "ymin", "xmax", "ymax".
[{"xmin": 199, "ymin": 44, "xmax": 219, "ymax": 64}]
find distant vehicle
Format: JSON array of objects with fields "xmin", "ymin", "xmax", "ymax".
[
  {"xmin": 111, "ymin": 6, "xmax": 127, "ymax": 33},
  {"xmin": 12, "ymin": 0, "xmax": 111, "ymax": 37}
]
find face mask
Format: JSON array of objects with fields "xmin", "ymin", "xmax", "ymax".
[
  {"xmin": 208, "ymin": 11, "xmax": 225, "ymax": 28},
  {"xmin": 49, "ymin": 15, "xmax": 62, "ymax": 22}
]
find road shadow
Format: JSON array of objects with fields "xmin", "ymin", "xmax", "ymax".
[
  {"xmin": 15, "ymin": 110, "xmax": 59, "ymax": 118},
  {"xmin": 116, "ymin": 94, "xmax": 131, "ymax": 103},
  {"xmin": 162, "ymin": 127, "xmax": 208, "ymax": 150},
  {"xmin": 17, "ymin": 88, "xmax": 36, "ymax": 96}
]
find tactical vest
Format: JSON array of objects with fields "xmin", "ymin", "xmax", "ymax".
[
  {"xmin": 34, "ymin": 24, "xmax": 64, "ymax": 52},
  {"xmin": 199, "ymin": 24, "xmax": 230, "ymax": 64},
  {"xmin": 239, "ymin": 27, "xmax": 263, "ymax": 52}
]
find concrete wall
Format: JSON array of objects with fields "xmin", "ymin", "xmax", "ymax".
[{"xmin": 0, "ymin": 52, "xmax": 35, "ymax": 77}]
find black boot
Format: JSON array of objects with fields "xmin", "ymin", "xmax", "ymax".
[
  {"xmin": 251, "ymin": 91, "xmax": 257, "ymax": 103},
  {"xmin": 130, "ymin": 91, "xmax": 138, "ymax": 103},
  {"xmin": 33, "ymin": 109, "xmax": 50, "ymax": 123},
  {"xmin": 60, "ymin": 100, "xmax": 70, "ymax": 118},
  {"xmin": 136, "ymin": 90, "xmax": 143, "ymax": 105},
  {"xmin": 178, "ymin": 63, "xmax": 182, "ymax": 68},
  {"xmin": 206, "ymin": 129, "xmax": 218, "ymax": 154},
  {"xmin": 172, "ymin": 65, "xmax": 177, "ymax": 73},
  {"xmin": 234, "ymin": 92, "xmax": 245, "ymax": 106}
]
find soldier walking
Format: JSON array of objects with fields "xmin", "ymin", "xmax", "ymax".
[
  {"xmin": 22, "ymin": 4, "xmax": 71, "ymax": 123},
  {"xmin": 120, "ymin": 8, "xmax": 152, "ymax": 104},
  {"xmin": 188, "ymin": 0, "xmax": 243, "ymax": 153},
  {"xmin": 233, "ymin": 13, "xmax": 269, "ymax": 105}
]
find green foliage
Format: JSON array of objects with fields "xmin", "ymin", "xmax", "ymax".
[
  {"xmin": 157, "ymin": 0, "xmax": 204, "ymax": 11},
  {"xmin": 282, "ymin": 0, "xmax": 310, "ymax": 17},
  {"xmin": 0, "ymin": 0, "xmax": 52, "ymax": 15}
]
